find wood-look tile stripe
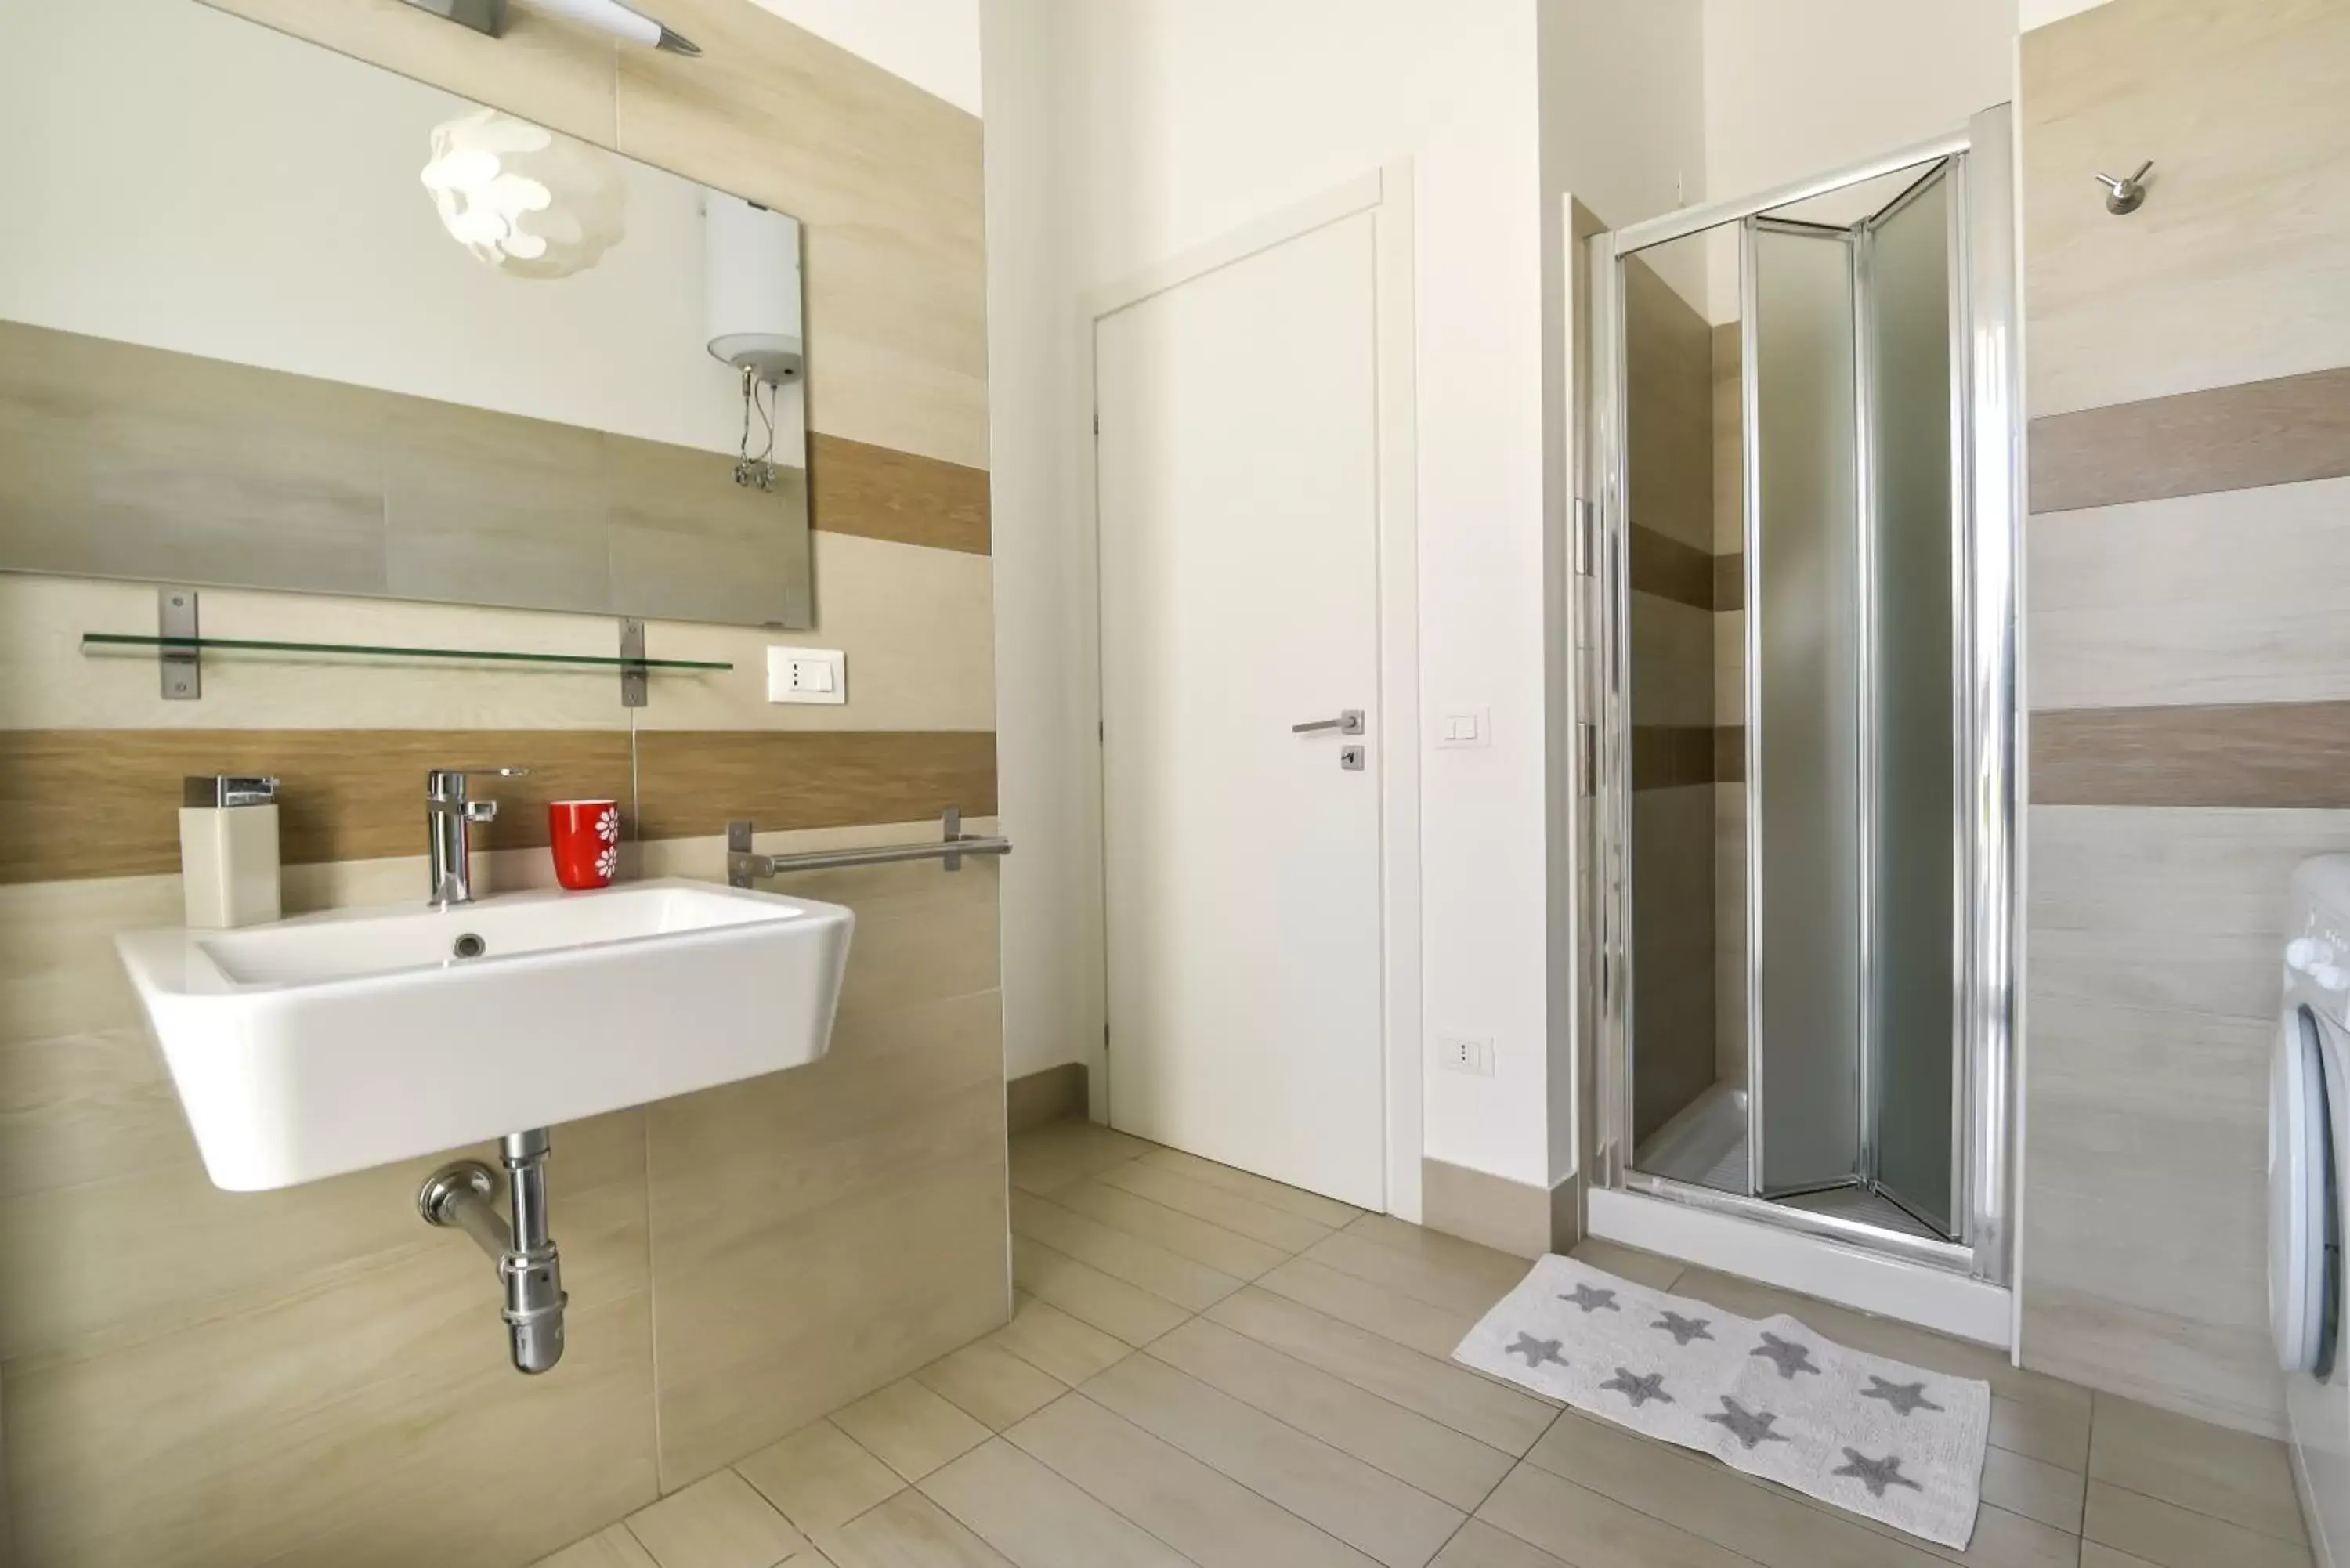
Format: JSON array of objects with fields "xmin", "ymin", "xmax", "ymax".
[
  {"xmin": 1630, "ymin": 726, "xmax": 1744, "ymax": 791},
  {"xmin": 2031, "ymin": 700, "xmax": 2350, "ymax": 808},
  {"xmin": 0, "ymin": 727, "xmax": 996, "ymax": 883},
  {"xmin": 812, "ymin": 432, "xmax": 991, "ymax": 555},
  {"xmin": 2029, "ymin": 365, "xmax": 2350, "ymax": 515},
  {"xmin": 634, "ymin": 729, "xmax": 996, "ymax": 840},
  {"xmin": 1628, "ymin": 526, "xmax": 1715, "ymax": 613}
]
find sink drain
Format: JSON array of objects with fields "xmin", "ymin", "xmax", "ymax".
[{"xmin": 452, "ymin": 933, "xmax": 486, "ymax": 959}]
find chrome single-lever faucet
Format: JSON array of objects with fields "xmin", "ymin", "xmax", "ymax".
[{"xmin": 427, "ymin": 767, "xmax": 529, "ymax": 908}]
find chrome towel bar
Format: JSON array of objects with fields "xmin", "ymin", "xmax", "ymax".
[{"xmin": 727, "ymin": 807, "xmax": 1010, "ymax": 887}]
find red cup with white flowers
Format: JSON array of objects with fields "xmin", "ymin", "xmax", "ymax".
[{"xmin": 548, "ymin": 800, "xmax": 622, "ymax": 890}]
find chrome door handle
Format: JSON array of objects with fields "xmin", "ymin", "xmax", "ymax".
[{"xmin": 1292, "ymin": 710, "xmax": 1365, "ymax": 735}]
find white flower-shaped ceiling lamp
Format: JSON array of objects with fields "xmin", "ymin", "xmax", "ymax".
[{"xmin": 420, "ymin": 108, "xmax": 627, "ymax": 280}]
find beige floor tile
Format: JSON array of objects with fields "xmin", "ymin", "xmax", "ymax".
[
  {"xmin": 1147, "ymin": 1317, "xmax": 1514, "ymax": 1512},
  {"xmin": 1256, "ymin": 1256, "xmax": 1483, "ymax": 1360},
  {"xmin": 1011, "ymin": 1237, "xmax": 1192, "ymax": 1346},
  {"xmin": 535, "ymin": 1525, "xmax": 663, "ymax": 1568},
  {"xmin": 1136, "ymin": 1147, "xmax": 1364, "ymax": 1228},
  {"xmin": 989, "ymin": 1291, "xmax": 1134, "ymax": 1385},
  {"xmin": 1475, "ymin": 1464, "xmax": 1755, "ymax": 1568},
  {"xmin": 1303, "ymin": 1229, "xmax": 1524, "ymax": 1317},
  {"xmin": 1047, "ymin": 1177, "xmax": 1291, "ymax": 1278},
  {"xmin": 1990, "ymin": 1393, "xmax": 2092, "ymax": 1472},
  {"xmin": 1080, "ymin": 1351, "xmax": 1464, "ymax": 1568},
  {"xmin": 625, "ymin": 1470, "xmax": 810, "ymax": 1568},
  {"xmin": 1096, "ymin": 1161, "xmax": 1338, "ymax": 1253},
  {"xmin": 1006, "ymin": 1393, "xmax": 1380, "ymax": 1568},
  {"xmin": 2084, "ymin": 1482, "xmax": 2314, "ymax": 1568},
  {"xmin": 1347, "ymin": 1215, "xmax": 1538, "ymax": 1289},
  {"xmin": 1429, "ymin": 1519, "xmax": 1574, "ymax": 1568},
  {"xmin": 920, "ymin": 1438, "xmax": 1196, "ymax": 1567},
  {"xmin": 830, "ymin": 1379, "xmax": 992, "ymax": 1485},
  {"xmin": 916, "ymin": 1339, "xmax": 1067, "ymax": 1431},
  {"xmin": 735, "ymin": 1421, "xmax": 906, "ymax": 1536},
  {"xmin": 1526, "ymin": 1412, "xmax": 1950, "ymax": 1568},
  {"xmin": 1007, "ymin": 1123, "xmax": 1154, "ymax": 1197},
  {"xmin": 1010, "ymin": 1190, "xmax": 1246, "ymax": 1311},
  {"xmin": 815, "ymin": 1490, "xmax": 1016, "ymax": 1568},
  {"xmin": 1567, "ymin": 1239, "xmax": 1687, "ymax": 1292},
  {"xmin": 1206, "ymin": 1287, "xmax": 1556, "ymax": 1456},
  {"xmin": 1982, "ymin": 1444, "xmax": 2086, "ymax": 1534},
  {"xmin": 2089, "ymin": 1392, "xmax": 2307, "ymax": 1543}
]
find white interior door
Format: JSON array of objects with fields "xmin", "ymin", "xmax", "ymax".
[{"xmin": 1095, "ymin": 211, "xmax": 1387, "ymax": 1209}]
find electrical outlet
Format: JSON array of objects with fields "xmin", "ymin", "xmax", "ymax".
[
  {"xmin": 766, "ymin": 645, "xmax": 846, "ymax": 704},
  {"xmin": 1437, "ymin": 1035, "xmax": 1494, "ymax": 1076}
]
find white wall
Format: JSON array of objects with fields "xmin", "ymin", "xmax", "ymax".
[
  {"xmin": 985, "ymin": 0, "xmax": 1564, "ymax": 1192},
  {"xmin": 747, "ymin": 0, "xmax": 984, "ymax": 114},
  {"xmin": 2019, "ymin": 0, "xmax": 2113, "ymax": 29},
  {"xmin": 0, "ymin": 0, "xmax": 802, "ymax": 461},
  {"xmin": 1700, "ymin": 0, "xmax": 2019, "ymax": 313}
]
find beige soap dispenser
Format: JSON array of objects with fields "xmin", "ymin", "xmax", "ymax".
[{"xmin": 179, "ymin": 775, "xmax": 282, "ymax": 929}]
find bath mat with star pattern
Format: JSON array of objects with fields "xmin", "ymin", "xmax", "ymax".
[{"xmin": 1454, "ymin": 1255, "xmax": 1990, "ymax": 1548}]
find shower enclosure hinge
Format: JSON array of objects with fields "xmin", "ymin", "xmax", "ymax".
[{"xmin": 159, "ymin": 587, "xmax": 201, "ymax": 701}]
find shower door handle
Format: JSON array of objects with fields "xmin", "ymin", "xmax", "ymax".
[{"xmin": 1292, "ymin": 710, "xmax": 1365, "ymax": 735}]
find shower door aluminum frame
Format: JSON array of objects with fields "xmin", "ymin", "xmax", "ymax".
[{"xmin": 1585, "ymin": 105, "xmax": 2020, "ymax": 1286}]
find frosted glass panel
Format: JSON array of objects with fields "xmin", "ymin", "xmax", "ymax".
[
  {"xmin": 1865, "ymin": 172, "xmax": 1958, "ymax": 1235},
  {"xmin": 1751, "ymin": 222, "xmax": 1863, "ymax": 1197}
]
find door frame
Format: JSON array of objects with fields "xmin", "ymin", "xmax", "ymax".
[{"xmin": 1076, "ymin": 164, "xmax": 1424, "ymax": 1219}]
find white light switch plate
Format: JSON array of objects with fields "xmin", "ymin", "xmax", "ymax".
[
  {"xmin": 1435, "ymin": 710, "xmax": 1491, "ymax": 749},
  {"xmin": 1437, "ymin": 1035, "xmax": 1494, "ymax": 1076},
  {"xmin": 767, "ymin": 646, "xmax": 846, "ymax": 704}
]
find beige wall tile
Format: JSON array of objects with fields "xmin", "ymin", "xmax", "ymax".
[
  {"xmin": 2023, "ymin": 0, "xmax": 2350, "ymax": 417},
  {"xmin": 734, "ymin": 1420, "xmax": 906, "ymax": 1537},
  {"xmin": 7, "ymin": 1281, "xmax": 658, "ymax": 1568},
  {"xmin": 2029, "ymin": 477, "xmax": 2350, "ymax": 709},
  {"xmin": 634, "ymin": 533, "xmax": 996, "ymax": 734}
]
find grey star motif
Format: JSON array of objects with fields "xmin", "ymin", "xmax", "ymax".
[
  {"xmin": 1831, "ymin": 1448, "xmax": 1923, "ymax": 1498},
  {"xmin": 1749, "ymin": 1331, "xmax": 1822, "ymax": 1380},
  {"xmin": 1650, "ymin": 1310, "xmax": 1714, "ymax": 1346},
  {"xmin": 1702, "ymin": 1396, "xmax": 1791, "ymax": 1450},
  {"xmin": 1858, "ymin": 1376, "xmax": 1944, "ymax": 1418},
  {"xmin": 1598, "ymin": 1367, "xmax": 1673, "ymax": 1408},
  {"xmin": 1505, "ymin": 1333, "xmax": 1567, "ymax": 1369},
  {"xmin": 1558, "ymin": 1283, "xmax": 1620, "ymax": 1314}
]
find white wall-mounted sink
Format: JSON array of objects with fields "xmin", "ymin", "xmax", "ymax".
[{"xmin": 117, "ymin": 880, "xmax": 853, "ymax": 1191}]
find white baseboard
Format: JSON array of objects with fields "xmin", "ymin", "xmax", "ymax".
[{"xmin": 1587, "ymin": 1186, "xmax": 2013, "ymax": 1349}]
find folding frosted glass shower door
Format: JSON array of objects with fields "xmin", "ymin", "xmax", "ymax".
[
  {"xmin": 1863, "ymin": 169, "xmax": 1959, "ymax": 1235},
  {"xmin": 1747, "ymin": 220, "xmax": 1864, "ymax": 1198}
]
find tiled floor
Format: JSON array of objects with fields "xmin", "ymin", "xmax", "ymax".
[{"xmin": 533, "ymin": 1120, "xmax": 2316, "ymax": 1568}]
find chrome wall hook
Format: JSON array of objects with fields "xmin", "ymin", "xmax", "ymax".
[{"xmin": 2095, "ymin": 161, "xmax": 2153, "ymax": 215}]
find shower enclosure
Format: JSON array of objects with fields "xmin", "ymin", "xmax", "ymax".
[{"xmin": 1585, "ymin": 106, "xmax": 2019, "ymax": 1286}]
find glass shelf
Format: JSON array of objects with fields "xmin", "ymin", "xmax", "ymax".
[{"xmin": 80, "ymin": 633, "xmax": 732, "ymax": 673}]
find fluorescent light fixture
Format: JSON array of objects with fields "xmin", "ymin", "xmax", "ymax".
[{"xmin": 396, "ymin": 0, "xmax": 700, "ymax": 56}]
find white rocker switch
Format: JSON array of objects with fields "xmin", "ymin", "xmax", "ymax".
[{"xmin": 767, "ymin": 646, "xmax": 846, "ymax": 704}]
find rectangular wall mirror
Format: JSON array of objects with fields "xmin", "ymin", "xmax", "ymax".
[{"xmin": 0, "ymin": 0, "xmax": 814, "ymax": 629}]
